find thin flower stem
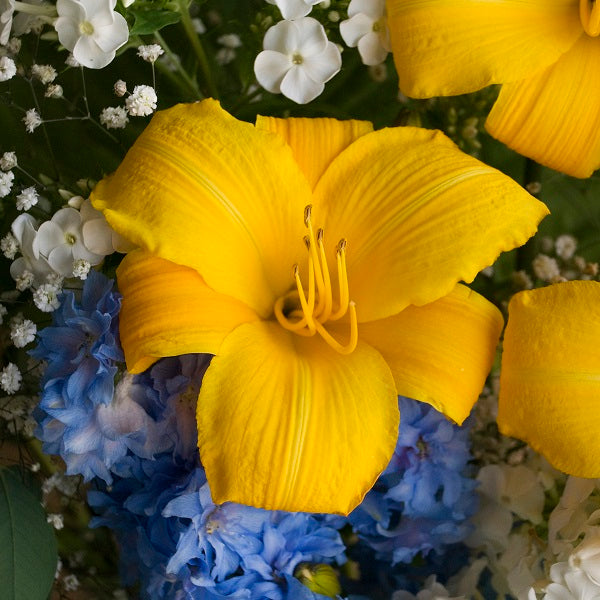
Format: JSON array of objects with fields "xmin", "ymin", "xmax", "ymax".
[
  {"xmin": 16, "ymin": 164, "xmax": 45, "ymax": 188},
  {"xmin": 27, "ymin": 79, "xmax": 59, "ymax": 179},
  {"xmin": 153, "ymin": 31, "xmax": 203, "ymax": 100},
  {"xmin": 176, "ymin": 0, "xmax": 219, "ymax": 99}
]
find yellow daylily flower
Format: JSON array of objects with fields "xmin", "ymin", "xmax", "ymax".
[
  {"xmin": 91, "ymin": 99, "xmax": 548, "ymax": 515},
  {"xmin": 499, "ymin": 281, "xmax": 600, "ymax": 477},
  {"xmin": 387, "ymin": 0, "xmax": 600, "ymax": 178}
]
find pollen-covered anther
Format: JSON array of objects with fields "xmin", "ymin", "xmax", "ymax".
[
  {"xmin": 580, "ymin": 0, "xmax": 600, "ymax": 36},
  {"xmin": 273, "ymin": 206, "xmax": 358, "ymax": 354}
]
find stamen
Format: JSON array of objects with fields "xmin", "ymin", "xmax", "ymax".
[
  {"xmin": 313, "ymin": 301, "xmax": 358, "ymax": 355},
  {"xmin": 294, "ymin": 264, "xmax": 316, "ymax": 334},
  {"xmin": 304, "ymin": 205, "xmax": 326, "ymax": 309},
  {"xmin": 316, "ymin": 228, "xmax": 333, "ymax": 322},
  {"xmin": 274, "ymin": 292, "xmax": 310, "ymax": 332},
  {"xmin": 330, "ymin": 239, "xmax": 349, "ymax": 321}
]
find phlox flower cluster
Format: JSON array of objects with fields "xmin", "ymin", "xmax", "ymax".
[{"xmin": 346, "ymin": 397, "xmax": 478, "ymax": 566}]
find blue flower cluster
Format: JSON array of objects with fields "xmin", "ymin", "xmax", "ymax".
[
  {"xmin": 32, "ymin": 271, "xmax": 124, "ymax": 481},
  {"xmin": 346, "ymin": 396, "xmax": 478, "ymax": 565},
  {"xmin": 90, "ymin": 455, "xmax": 346, "ymax": 600}
]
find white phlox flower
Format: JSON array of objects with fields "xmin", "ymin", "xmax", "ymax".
[
  {"xmin": 532, "ymin": 561, "xmax": 600, "ymax": 600},
  {"xmin": 569, "ymin": 531, "xmax": 600, "ymax": 585},
  {"xmin": 80, "ymin": 198, "xmax": 135, "ymax": 254},
  {"xmin": 54, "ymin": 0, "xmax": 128, "ymax": 69},
  {"xmin": 254, "ymin": 17, "xmax": 341, "ymax": 104},
  {"xmin": 340, "ymin": 0, "xmax": 390, "ymax": 66},
  {"xmin": 10, "ymin": 213, "xmax": 55, "ymax": 286},
  {"xmin": 125, "ymin": 84, "xmax": 157, "ymax": 116},
  {"xmin": 32, "ymin": 207, "xmax": 103, "ymax": 277},
  {"xmin": 0, "ymin": 55, "xmax": 16, "ymax": 80},
  {"xmin": 266, "ymin": 0, "xmax": 325, "ymax": 20}
]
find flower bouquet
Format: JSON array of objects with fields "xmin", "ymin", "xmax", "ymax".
[{"xmin": 1, "ymin": 1, "xmax": 600, "ymax": 599}]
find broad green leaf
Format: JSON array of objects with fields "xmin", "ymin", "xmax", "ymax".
[
  {"xmin": 0, "ymin": 468, "xmax": 58, "ymax": 600},
  {"xmin": 129, "ymin": 9, "xmax": 182, "ymax": 35}
]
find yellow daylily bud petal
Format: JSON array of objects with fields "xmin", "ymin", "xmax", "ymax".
[
  {"xmin": 256, "ymin": 116, "xmax": 373, "ymax": 190},
  {"xmin": 499, "ymin": 281, "xmax": 600, "ymax": 477},
  {"xmin": 92, "ymin": 99, "xmax": 310, "ymax": 317},
  {"xmin": 117, "ymin": 251, "xmax": 259, "ymax": 373},
  {"xmin": 314, "ymin": 126, "xmax": 549, "ymax": 322},
  {"xmin": 358, "ymin": 284, "xmax": 503, "ymax": 425},
  {"xmin": 486, "ymin": 34, "xmax": 600, "ymax": 179},
  {"xmin": 387, "ymin": 0, "xmax": 581, "ymax": 98},
  {"xmin": 197, "ymin": 320, "xmax": 398, "ymax": 515}
]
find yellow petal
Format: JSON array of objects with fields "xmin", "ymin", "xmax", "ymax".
[
  {"xmin": 387, "ymin": 0, "xmax": 581, "ymax": 98},
  {"xmin": 255, "ymin": 116, "xmax": 373, "ymax": 190},
  {"xmin": 92, "ymin": 99, "xmax": 311, "ymax": 318},
  {"xmin": 498, "ymin": 281, "xmax": 600, "ymax": 477},
  {"xmin": 486, "ymin": 34, "xmax": 600, "ymax": 178},
  {"xmin": 197, "ymin": 320, "xmax": 399, "ymax": 514},
  {"xmin": 357, "ymin": 285, "xmax": 503, "ymax": 425},
  {"xmin": 117, "ymin": 251, "xmax": 259, "ymax": 374},
  {"xmin": 313, "ymin": 126, "xmax": 549, "ymax": 322}
]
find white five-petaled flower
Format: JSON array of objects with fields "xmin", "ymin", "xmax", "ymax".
[
  {"xmin": 54, "ymin": 0, "xmax": 128, "ymax": 69},
  {"xmin": 79, "ymin": 197, "xmax": 135, "ymax": 254},
  {"xmin": 340, "ymin": 0, "xmax": 390, "ymax": 66},
  {"xmin": 0, "ymin": 55, "xmax": 16, "ymax": 80},
  {"xmin": 33, "ymin": 207, "xmax": 103, "ymax": 277},
  {"xmin": 254, "ymin": 17, "xmax": 341, "ymax": 104},
  {"xmin": 266, "ymin": 0, "xmax": 325, "ymax": 20}
]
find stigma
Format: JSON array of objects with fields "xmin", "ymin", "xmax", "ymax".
[
  {"xmin": 580, "ymin": 0, "xmax": 600, "ymax": 36},
  {"xmin": 274, "ymin": 205, "xmax": 358, "ymax": 355}
]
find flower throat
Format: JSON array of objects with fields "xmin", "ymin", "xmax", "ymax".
[{"xmin": 274, "ymin": 205, "xmax": 358, "ymax": 355}]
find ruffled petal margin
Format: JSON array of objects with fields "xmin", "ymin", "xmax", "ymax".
[
  {"xmin": 498, "ymin": 281, "xmax": 600, "ymax": 477},
  {"xmin": 116, "ymin": 251, "xmax": 259, "ymax": 374},
  {"xmin": 358, "ymin": 284, "xmax": 503, "ymax": 425},
  {"xmin": 313, "ymin": 126, "xmax": 549, "ymax": 322},
  {"xmin": 196, "ymin": 320, "xmax": 399, "ymax": 515}
]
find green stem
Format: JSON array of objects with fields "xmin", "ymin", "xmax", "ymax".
[
  {"xmin": 176, "ymin": 0, "xmax": 219, "ymax": 99},
  {"xmin": 153, "ymin": 31, "xmax": 203, "ymax": 100}
]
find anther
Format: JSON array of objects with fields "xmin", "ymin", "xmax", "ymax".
[
  {"xmin": 304, "ymin": 204, "xmax": 312, "ymax": 227},
  {"xmin": 303, "ymin": 235, "xmax": 310, "ymax": 249}
]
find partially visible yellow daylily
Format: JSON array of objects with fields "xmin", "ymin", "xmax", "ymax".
[
  {"xmin": 499, "ymin": 281, "xmax": 600, "ymax": 477},
  {"xmin": 387, "ymin": 0, "xmax": 600, "ymax": 178},
  {"xmin": 91, "ymin": 99, "xmax": 548, "ymax": 515}
]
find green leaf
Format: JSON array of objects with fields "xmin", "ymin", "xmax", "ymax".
[
  {"xmin": 0, "ymin": 468, "xmax": 58, "ymax": 600},
  {"xmin": 129, "ymin": 9, "xmax": 182, "ymax": 35}
]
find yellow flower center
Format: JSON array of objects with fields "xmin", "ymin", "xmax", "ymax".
[
  {"xmin": 580, "ymin": 0, "xmax": 600, "ymax": 36},
  {"xmin": 291, "ymin": 53, "xmax": 304, "ymax": 65},
  {"xmin": 273, "ymin": 205, "xmax": 358, "ymax": 355},
  {"xmin": 79, "ymin": 20, "xmax": 95, "ymax": 36}
]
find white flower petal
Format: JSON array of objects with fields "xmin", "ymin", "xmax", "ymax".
[
  {"xmin": 301, "ymin": 41, "xmax": 341, "ymax": 83},
  {"xmin": 270, "ymin": 0, "xmax": 312, "ymax": 20},
  {"xmin": 47, "ymin": 244, "xmax": 78, "ymax": 276},
  {"xmin": 93, "ymin": 12, "xmax": 128, "ymax": 53},
  {"xmin": 73, "ymin": 34, "xmax": 115, "ymax": 69},
  {"xmin": 348, "ymin": 0, "xmax": 385, "ymax": 20},
  {"xmin": 34, "ymin": 221, "xmax": 65, "ymax": 257},
  {"xmin": 357, "ymin": 30, "xmax": 389, "ymax": 65},
  {"xmin": 55, "ymin": 15, "xmax": 82, "ymax": 51},
  {"xmin": 340, "ymin": 12, "xmax": 373, "ymax": 47},
  {"xmin": 294, "ymin": 16, "xmax": 327, "ymax": 57},
  {"xmin": 280, "ymin": 64, "xmax": 324, "ymax": 104},
  {"xmin": 56, "ymin": 0, "xmax": 86, "ymax": 23},
  {"xmin": 263, "ymin": 19, "xmax": 298, "ymax": 54},
  {"xmin": 254, "ymin": 49, "xmax": 291, "ymax": 93},
  {"xmin": 52, "ymin": 207, "xmax": 82, "ymax": 232},
  {"xmin": 82, "ymin": 218, "xmax": 115, "ymax": 255}
]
